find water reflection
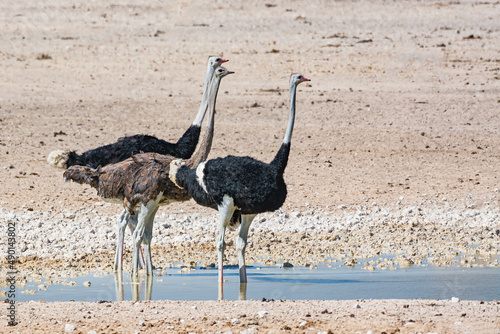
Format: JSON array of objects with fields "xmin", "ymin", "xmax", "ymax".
[
  {"xmin": 113, "ymin": 272, "xmax": 153, "ymax": 301},
  {"xmin": 113, "ymin": 271, "xmax": 246, "ymax": 301},
  {"xmin": 239, "ymin": 282, "xmax": 247, "ymax": 300},
  {"xmin": 6, "ymin": 264, "xmax": 500, "ymax": 302}
]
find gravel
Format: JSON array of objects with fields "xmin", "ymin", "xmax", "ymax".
[{"xmin": 1, "ymin": 202, "xmax": 499, "ymax": 284}]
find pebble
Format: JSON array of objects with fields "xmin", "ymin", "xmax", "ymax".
[
  {"xmin": 0, "ymin": 204, "xmax": 498, "ymax": 282},
  {"xmin": 257, "ymin": 310, "xmax": 269, "ymax": 318},
  {"xmin": 451, "ymin": 297, "xmax": 460, "ymax": 303},
  {"xmin": 64, "ymin": 324, "xmax": 76, "ymax": 332}
]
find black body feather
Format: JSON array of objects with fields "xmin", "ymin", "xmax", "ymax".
[
  {"xmin": 176, "ymin": 155, "xmax": 287, "ymax": 215},
  {"xmin": 66, "ymin": 126, "xmax": 201, "ymax": 169},
  {"xmin": 269, "ymin": 142, "xmax": 290, "ymax": 176},
  {"xmin": 176, "ymin": 166, "xmax": 216, "ymax": 208}
]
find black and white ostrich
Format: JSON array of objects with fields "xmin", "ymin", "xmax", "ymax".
[
  {"xmin": 63, "ymin": 66, "xmax": 234, "ymax": 275},
  {"xmin": 169, "ymin": 73, "xmax": 310, "ymax": 298},
  {"xmin": 47, "ymin": 55, "xmax": 228, "ymax": 169}
]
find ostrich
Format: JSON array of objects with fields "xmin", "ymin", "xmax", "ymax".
[
  {"xmin": 47, "ymin": 55, "xmax": 228, "ymax": 169},
  {"xmin": 169, "ymin": 73, "xmax": 310, "ymax": 298},
  {"xmin": 63, "ymin": 66, "xmax": 234, "ymax": 275}
]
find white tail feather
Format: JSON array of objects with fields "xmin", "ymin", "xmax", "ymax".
[{"xmin": 47, "ymin": 150, "xmax": 69, "ymax": 169}]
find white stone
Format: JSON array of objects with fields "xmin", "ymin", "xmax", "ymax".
[
  {"xmin": 65, "ymin": 324, "xmax": 76, "ymax": 332},
  {"xmin": 257, "ymin": 310, "xmax": 268, "ymax": 318}
]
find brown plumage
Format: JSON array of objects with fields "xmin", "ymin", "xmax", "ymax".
[
  {"xmin": 123, "ymin": 153, "xmax": 192, "ymax": 213},
  {"xmin": 63, "ymin": 66, "xmax": 233, "ymax": 275}
]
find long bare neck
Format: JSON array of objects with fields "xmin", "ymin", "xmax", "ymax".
[
  {"xmin": 186, "ymin": 75, "xmax": 221, "ymax": 167},
  {"xmin": 283, "ymin": 80, "xmax": 298, "ymax": 145},
  {"xmin": 270, "ymin": 80, "xmax": 298, "ymax": 174},
  {"xmin": 191, "ymin": 62, "xmax": 217, "ymax": 127}
]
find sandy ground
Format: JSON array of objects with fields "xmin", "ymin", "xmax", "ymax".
[{"xmin": 1, "ymin": 0, "xmax": 500, "ymax": 332}]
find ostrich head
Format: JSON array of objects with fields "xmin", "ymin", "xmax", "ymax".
[
  {"xmin": 214, "ymin": 66, "xmax": 234, "ymax": 79},
  {"xmin": 209, "ymin": 55, "xmax": 229, "ymax": 68},
  {"xmin": 290, "ymin": 73, "xmax": 311, "ymax": 86}
]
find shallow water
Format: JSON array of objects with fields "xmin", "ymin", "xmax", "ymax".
[{"xmin": 6, "ymin": 263, "xmax": 500, "ymax": 302}]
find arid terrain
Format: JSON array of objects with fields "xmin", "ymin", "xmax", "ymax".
[{"xmin": 1, "ymin": 0, "xmax": 499, "ymax": 332}]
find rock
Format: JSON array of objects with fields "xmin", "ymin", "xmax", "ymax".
[
  {"xmin": 64, "ymin": 324, "xmax": 76, "ymax": 332},
  {"xmin": 241, "ymin": 327, "xmax": 257, "ymax": 334},
  {"xmin": 257, "ymin": 310, "xmax": 268, "ymax": 318},
  {"xmin": 344, "ymin": 257, "xmax": 357, "ymax": 267},
  {"xmin": 451, "ymin": 297, "xmax": 460, "ymax": 303}
]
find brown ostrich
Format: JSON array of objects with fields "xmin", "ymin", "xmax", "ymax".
[
  {"xmin": 169, "ymin": 73, "xmax": 310, "ymax": 299},
  {"xmin": 63, "ymin": 66, "xmax": 234, "ymax": 275}
]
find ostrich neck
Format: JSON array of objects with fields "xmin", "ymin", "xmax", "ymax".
[
  {"xmin": 270, "ymin": 80, "xmax": 298, "ymax": 174},
  {"xmin": 186, "ymin": 75, "xmax": 222, "ymax": 167},
  {"xmin": 192, "ymin": 63, "xmax": 216, "ymax": 127},
  {"xmin": 283, "ymin": 81, "xmax": 297, "ymax": 145}
]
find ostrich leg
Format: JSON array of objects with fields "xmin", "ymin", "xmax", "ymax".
[
  {"xmin": 237, "ymin": 214, "xmax": 256, "ymax": 283},
  {"xmin": 216, "ymin": 196, "xmax": 236, "ymax": 300},
  {"xmin": 141, "ymin": 205, "xmax": 159, "ymax": 275},
  {"xmin": 131, "ymin": 198, "xmax": 160, "ymax": 276},
  {"xmin": 114, "ymin": 209, "xmax": 145, "ymax": 272},
  {"xmin": 114, "ymin": 210, "xmax": 128, "ymax": 272},
  {"xmin": 128, "ymin": 212, "xmax": 147, "ymax": 270}
]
